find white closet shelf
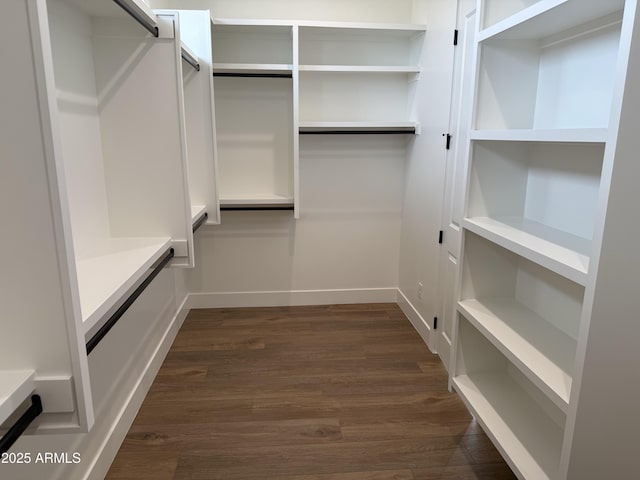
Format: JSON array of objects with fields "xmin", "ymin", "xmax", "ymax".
[
  {"xmin": 76, "ymin": 237, "xmax": 172, "ymax": 334},
  {"xmin": 463, "ymin": 216, "xmax": 590, "ymax": 286},
  {"xmin": 299, "ymin": 65, "xmax": 419, "ymax": 73},
  {"xmin": 470, "ymin": 128, "xmax": 608, "ymax": 143},
  {"xmin": 219, "ymin": 195, "xmax": 294, "ymax": 208},
  {"xmin": 478, "ymin": 0, "xmax": 624, "ymax": 42},
  {"xmin": 299, "ymin": 122, "xmax": 417, "ymax": 134},
  {"xmin": 191, "ymin": 205, "xmax": 207, "ymax": 223},
  {"xmin": 0, "ymin": 370, "xmax": 35, "ymax": 426},
  {"xmin": 452, "ymin": 373, "xmax": 562, "ymax": 480},
  {"xmin": 213, "ymin": 63, "xmax": 293, "ymax": 75},
  {"xmin": 458, "ymin": 298, "xmax": 575, "ymax": 410}
]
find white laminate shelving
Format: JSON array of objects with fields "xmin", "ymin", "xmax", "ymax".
[
  {"xmin": 451, "ymin": 0, "xmax": 639, "ymax": 477},
  {"xmin": 219, "ymin": 195, "xmax": 294, "ymax": 208},
  {"xmin": 191, "ymin": 205, "xmax": 207, "ymax": 223},
  {"xmin": 213, "ymin": 63, "xmax": 292, "ymax": 75},
  {"xmin": 0, "ymin": 371, "xmax": 36, "ymax": 426},
  {"xmin": 453, "ymin": 373, "xmax": 563, "ymax": 480},
  {"xmin": 463, "ymin": 217, "xmax": 589, "ymax": 285},
  {"xmin": 299, "ymin": 121, "xmax": 417, "ymax": 133},
  {"xmin": 77, "ymin": 237, "xmax": 172, "ymax": 334},
  {"xmin": 298, "ymin": 65, "xmax": 419, "ymax": 73},
  {"xmin": 458, "ymin": 298, "xmax": 575, "ymax": 409}
]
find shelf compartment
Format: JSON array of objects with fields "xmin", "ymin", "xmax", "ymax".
[
  {"xmin": 475, "ymin": 12, "xmax": 622, "ymax": 130},
  {"xmin": 479, "ymin": 0, "xmax": 624, "ymax": 42},
  {"xmin": 299, "ymin": 122, "xmax": 416, "ymax": 134},
  {"xmin": 211, "ymin": 24, "xmax": 292, "ymax": 65},
  {"xmin": 300, "ymin": 72, "xmax": 414, "ymax": 124},
  {"xmin": 299, "ymin": 25, "xmax": 424, "ymax": 67},
  {"xmin": 453, "ymin": 317, "xmax": 564, "ymax": 480},
  {"xmin": 460, "ymin": 231, "xmax": 584, "ymax": 353},
  {"xmin": 470, "ymin": 128, "xmax": 607, "ymax": 143},
  {"xmin": 458, "ymin": 298, "xmax": 575, "ymax": 410},
  {"xmin": 0, "ymin": 371, "xmax": 35, "ymax": 426},
  {"xmin": 214, "ymin": 76, "xmax": 294, "ymax": 207},
  {"xmin": 76, "ymin": 237, "xmax": 172, "ymax": 334},
  {"xmin": 465, "ymin": 140, "xmax": 602, "ymax": 284}
]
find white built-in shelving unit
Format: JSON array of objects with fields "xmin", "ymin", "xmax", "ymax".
[
  {"xmin": 1, "ymin": 0, "xmax": 218, "ymax": 436},
  {"xmin": 450, "ymin": 0, "xmax": 635, "ymax": 478},
  {"xmin": 210, "ymin": 18, "xmax": 426, "ymax": 217}
]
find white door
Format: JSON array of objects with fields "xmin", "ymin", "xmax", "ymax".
[{"xmin": 435, "ymin": 1, "xmax": 476, "ymax": 371}]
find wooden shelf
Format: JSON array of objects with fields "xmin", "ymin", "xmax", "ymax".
[
  {"xmin": 299, "ymin": 65, "xmax": 419, "ymax": 73},
  {"xmin": 299, "ymin": 122, "xmax": 417, "ymax": 134},
  {"xmin": 478, "ymin": 0, "xmax": 624, "ymax": 42},
  {"xmin": 458, "ymin": 298, "xmax": 575, "ymax": 410},
  {"xmin": 212, "ymin": 63, "xmax": 293, "ymax": 75},
  {"xmin": 470, "ymin": 128, "xmax": 608, "ymax": 143},
  {"xmin": 76, "ymin": 237, "xmax": 172, "ymax": 334},
  {"xmin": 452, "ymin": 373, "xmax": 562, "ymax": 480},
  {"xmin": 463, "ymin": 217, "xmax": 590, "ymax": 286},
  {"xmin": 0, "ymin": 371, "xmax": 35, "ymax": 426}
]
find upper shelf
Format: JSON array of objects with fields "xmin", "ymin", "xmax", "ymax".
[
  {"xmin": 470, "ymin": 128, "xmax": 608, "ymax": 143},
  {"xmin": 0, "ymin": 370, "xmax": 35, "ymax": 426},
  {"xmin": 76, "ymin": 237, "xmax": 172, "ymax": 335},
  {"xmin": 479, "ymin": 0, "xmax": 624, "ymax": 42}
]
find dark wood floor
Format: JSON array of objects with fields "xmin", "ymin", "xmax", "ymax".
[{"xmin": 106, "ymin": 304, "xmax": 515, "ymax": 480}]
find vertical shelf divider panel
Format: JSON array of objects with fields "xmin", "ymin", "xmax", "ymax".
[
  {"xmin": 292, "ymin": 25, "xmax": 300, "ymax": 218},
  {"xmin": 171, "ymin": 9, "xmax": 220, "ymax": 227},
  {"xmin": 451, "ymin": 0, "xmax": 635, "ymax": 477}
]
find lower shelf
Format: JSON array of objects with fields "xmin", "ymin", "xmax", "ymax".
[
  {"xmin": 0, "ymin": 371, "xmax": 35, "ymax": 426},
  {"xmin": 220, "ymin": 195, "xmax": 294, "ymax": 210},
  {"xmin": 452, "ymin": 373, "xmax": 563, "ymax": 480},
  {"xmin": 299, "ymin": 121, "xmax": 417, "ymax": 134},
  {"xmin": 76, "ymin": 237, "xmax": 172, "ymax": 335}
]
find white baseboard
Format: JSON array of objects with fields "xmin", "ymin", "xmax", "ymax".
[
  {"xmin": 397, "ymin": 289, "xmax": 435, "ymax": 353},
  {"xmin": 82, "ymin": 294, "xmax": 190, "ymax": 480},
  {"xmin": 187, "ymin": 288, "xmax": 399, "ymax": 309}
]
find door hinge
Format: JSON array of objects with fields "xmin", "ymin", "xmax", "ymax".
[
  {"xmin": 433, "ymin": 317, "xmax": 438, "ymax": 330},
  {"xmin": 453, "ymin": 29, "xmax": 459, "ymax": 46},
  {"xmin": 443, "ymin": 133, "xmax": 452, "ymax": 150},
  {"xmin": 438, "ymin": 230, "xmax": 444, "ymax": 244}
]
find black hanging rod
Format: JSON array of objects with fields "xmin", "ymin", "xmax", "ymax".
[
  {"xmin": 221, "ymin": 206, "xmax": 294, "ymax": 211},
  {"xmin": 0, "ymin": 395, "xmax": 43, "ymax": 455},
  {"xmin": 192, "ymin": 212, "xmax": 208, "ymax": 233},
  {"xmin": 181, "ymin": 50, "xmax": 200, "ymax": 72},
  {"xmin": 86, "ymin": 248, "xmax": 174, "ymax": 355},
  {"xmin": 299, "ymin": 129, "xmax": 416, "ymax": 135},
  {"xmin": 213, "ymin": 72, "xmax": 293, "ymax": 79},
  {"xmin": 113, "ymin": 0, "xmax": 159, "ymax": 38}
]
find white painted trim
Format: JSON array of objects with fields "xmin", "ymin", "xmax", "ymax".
[
  {"xmin": 79, "ymin": 294, "xmax": 190, "ymax": 480},
  {"xmin": 187, "ymin": 288, "xmax": 398, "ymax": 309},
  {"xmin": 397, "ymin": 289, "xmax": 434, "ymax": 353}
]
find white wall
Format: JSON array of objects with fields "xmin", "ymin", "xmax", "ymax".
[
  {"xmin": 188, "ymin": 136, "xmax": 406, "ymax": 305},
  {"xmin": 398, "ymin": 0, "xmax": 457, "ymax": 349}
]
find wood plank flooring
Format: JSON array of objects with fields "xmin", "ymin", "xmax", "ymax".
[{"xmin": 106, "ymin": 304, "xmax": 516, "ymax": 480}]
